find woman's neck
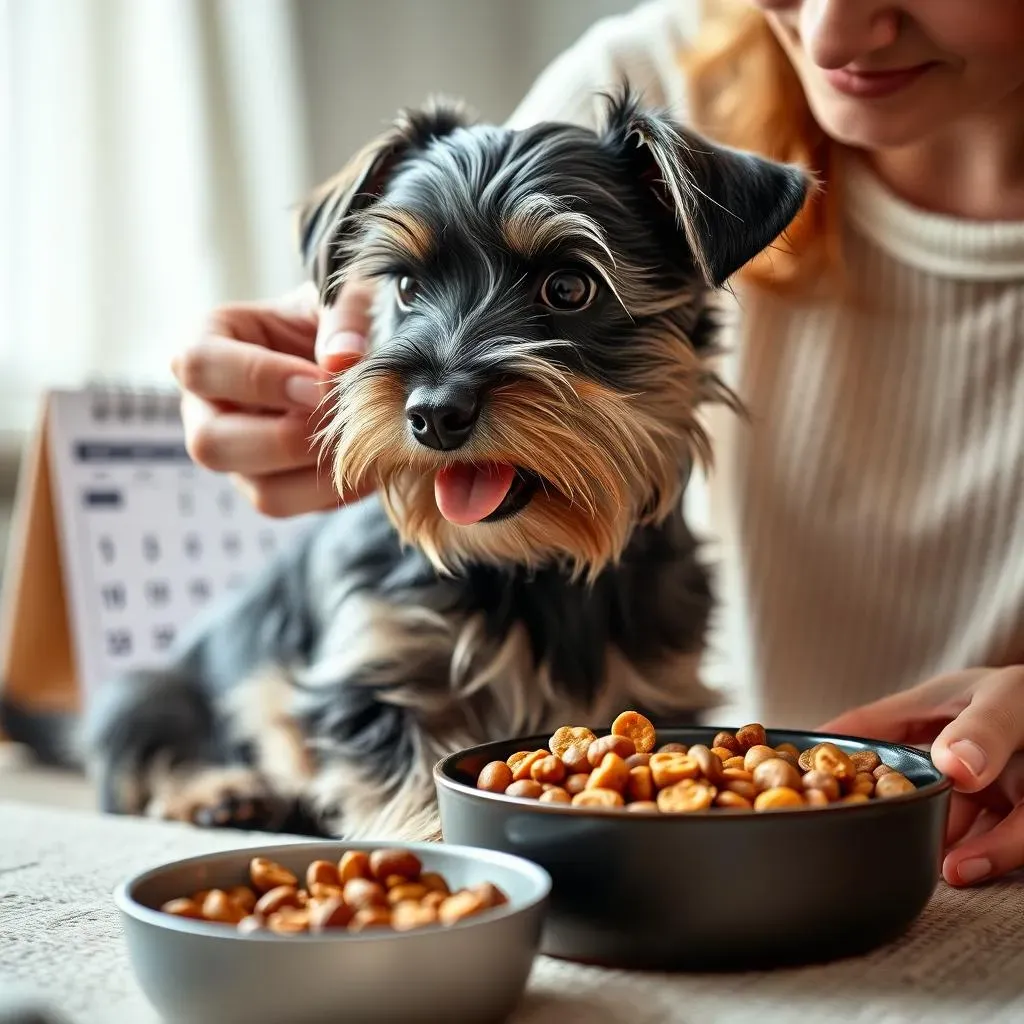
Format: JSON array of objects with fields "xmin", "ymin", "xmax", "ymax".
[{"xmin": 865, "ymin": 86, "xmax": 1024, "ymax": 221}]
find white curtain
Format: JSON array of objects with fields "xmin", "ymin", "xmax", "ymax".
[{"xmin": 0, "ymin": 0, "xmax": 310, "ymax": 432}]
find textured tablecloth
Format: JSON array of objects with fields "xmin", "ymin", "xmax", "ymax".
[{"xmin": 2, "ymin": 801, "xmax": 1024, "ymax": 1024}]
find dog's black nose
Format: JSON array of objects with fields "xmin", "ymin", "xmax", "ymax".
[{"xmin": 405, "ymin": 384, "xmax": 479, "ymax": 451}]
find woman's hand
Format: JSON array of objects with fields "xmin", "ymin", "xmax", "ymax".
[
  {"xmin": 173, "ymin": 280, "xmax": 376, "ymax": 517},
  {"xmin": 821, "ymin": 667, "xmax": 1024, "ymax": 887}
]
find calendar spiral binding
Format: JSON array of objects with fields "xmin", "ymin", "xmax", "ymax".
[{"xmin": 81, "ymin": 380, "xmax": 181, "ymax": 426}]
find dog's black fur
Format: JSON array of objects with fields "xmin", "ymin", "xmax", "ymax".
[{"xmin": 82, "ymin": 89, "xmax": 808, "ymax": 840}]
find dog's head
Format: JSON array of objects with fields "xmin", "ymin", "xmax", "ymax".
[{"xmin": 300, "ymin": 89, "xmax": 808, "ymax": 580}]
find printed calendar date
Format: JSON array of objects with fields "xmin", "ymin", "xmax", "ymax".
[
  {"xmin": 101, "ymin": 582, "xmax": 127, "ymax": 611},
  {"xmin": 105, "ymin": 629, "xmax": 133, "ymax": 657},
  {"xmin": 97, "ymin": 535, "xmax": 116, "ymax": 565},
  {"xmin": 153, "ymin": 625, "xmax": 176, "ymax": 651}
]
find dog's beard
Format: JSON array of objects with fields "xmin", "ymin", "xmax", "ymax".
[{"xmin": 321, "ymin": 331, "xmax": 720, "ymax": 581}]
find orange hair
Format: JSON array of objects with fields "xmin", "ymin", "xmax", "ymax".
[{"xmin": 683, "ymin": 1, "xmax": 842, "ymax": 292}]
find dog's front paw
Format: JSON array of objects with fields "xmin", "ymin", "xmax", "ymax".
[{"xmin": 145, "ymin": 767, "xmax": 289, "ymax": 832}]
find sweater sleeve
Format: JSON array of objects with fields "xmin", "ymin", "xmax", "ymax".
[{"xmin": 505, "ymin": 0, "xmax": 700, "ymax": 132}]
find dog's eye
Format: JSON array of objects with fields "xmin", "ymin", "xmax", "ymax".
[
  {"xmin": 396, "ymin": 275, "xmax": 420, "ymax": 311},
  {"xmin": 539, "ymin": 270, "xmax": 597, "ymax": 312}
]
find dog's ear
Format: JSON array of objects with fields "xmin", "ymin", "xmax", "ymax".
[
  {"xmin": 601, "ymin": 89, "xmax": 810, "ymax": 287},
  {"xmin": 297, "ymin": 99, "xmax": 471, "ymax": 300}
]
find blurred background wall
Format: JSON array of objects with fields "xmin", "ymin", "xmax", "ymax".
[
  {"xmin": 299, "ymin": 0, "xmax": 638, "ymax": 182},
  {"xmin": 0, "ymin": 0, "xmax": 638, "ymax": 571}
]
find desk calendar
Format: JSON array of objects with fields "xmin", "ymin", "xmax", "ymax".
[{"xmin": 0, "ymin": 388, "xmax": 326, "ymax": 734}]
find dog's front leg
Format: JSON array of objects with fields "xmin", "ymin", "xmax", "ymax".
[
  {"xmin": 85, "ymin": 525, "xmax": 326, "ymax": 835},
  {"xmin": 88, "ymin": 662, "xmax": 320, "ymax": 834},
  {"xmin": 295, "ymin": 595, "xmax": 482, "ymax": 843}
]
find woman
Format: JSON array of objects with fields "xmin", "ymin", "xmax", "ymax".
[{"xmin": 172, "ymin": 0, "xmax": 1024, "ymax": 886}]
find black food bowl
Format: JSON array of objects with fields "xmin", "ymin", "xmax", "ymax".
[{"xmin": 435, "ymin": 726, "xmax": 951, "ymax": 971}]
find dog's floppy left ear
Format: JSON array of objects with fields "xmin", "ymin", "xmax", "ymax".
[
  {"xmin": 297, "ymin": 99, "xmax": 471, "ymax": 301},
  {"xmin": 602, "ymin": 89, "xmax": 811, "ymax": 287}
]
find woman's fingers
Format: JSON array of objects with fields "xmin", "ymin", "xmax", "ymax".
[
  {"xmin": 231, "ymin": 464, "xmax": 374, "ymax": 520},
  {"xmin": 231, "ymin": 467, "xmax": 337, "ymax": 519},
  {"xmin": 818, "ymin": 690, "xmax": 925, "ymax": 743},
  {"xmin": 182, "ymin": 393, "xmax": 373, "ymax": 517},
  {"xmin": 204, "ymin": 282, "xmax": 321, "ymax": 357},
  {"xmin": 171, "ymin": 281, "xmax": 384, "ymax": 517},
  {"xmin": 945, "ymin": 791, "xmax": 984, "ymax": 848},
  {"xmin": 818, "ymin": 669, "xmax": 990, "ymax": 742},
  {"xmin": 822, "ymin": 667, "xmax": 1024, "ymax": 887},
  {"xmin": 181, "ymin": 394, "xmax": 325, "ymax": 476},
  {"xmin": 943, "ymin": 796, "xmax": 1024, "ymax": 886},
  {"xmin": 315, "ymin": 278, "xmax": 376, "ymax": 372},
  {"xmin": 931, "ymin": 666, "xmax": 1024, "ymax": 793},
  {"xmin": 173, "ymin": 336, "xmax": 328, "ymax": 412}
]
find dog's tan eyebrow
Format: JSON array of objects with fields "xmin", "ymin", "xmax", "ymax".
[
  {"xmin": 501, "ymin": 193, "xmax": 640, "ymax": 311},
  {"xmin": 500, "ymin": 195, "xmax": 613, "ymax": 263},
  {"xmin": 362, "ymin": 205, "xmax": 436, "ymax": 264}
]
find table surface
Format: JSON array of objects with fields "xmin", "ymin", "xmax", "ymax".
[{"xmin": 2, "ymin": 801, "xmax": 1023, "ymax": 1024}]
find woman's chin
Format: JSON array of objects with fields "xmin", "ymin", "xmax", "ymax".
[{"xmin": 804, "ymin": 88, "xmax": 944, "ymax": 152}]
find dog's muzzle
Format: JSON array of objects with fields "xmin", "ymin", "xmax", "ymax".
[{"xmin": 405, "ymin": 383, "xmax": 480, "ymax": 452}]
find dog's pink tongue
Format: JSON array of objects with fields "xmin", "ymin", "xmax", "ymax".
[{"xmin": 435, "ymin": 462, "xmax": 515, "ymax": 525}]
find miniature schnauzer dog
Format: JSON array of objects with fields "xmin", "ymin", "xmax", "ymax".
[{"xmin": 86, "ymin": 89, "xmax": 808, "ymax": 840}]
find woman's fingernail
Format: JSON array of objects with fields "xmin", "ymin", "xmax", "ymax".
[
  {"xmin": 319, "ymin": 330, "xmax": 365, "ymax": 356},
  {"xmin": 949, "ymin": 739, "xmax": 987, "ymax": 778},
  {"xmin": 957, "ymin": 857, "xmax": 992, "ymax": 884},
  {"xmin": 285, "ymin": 375, "xmax": 323, "ymax": 409}
]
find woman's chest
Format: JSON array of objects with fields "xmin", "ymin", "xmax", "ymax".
[{"xmin": 725, "ymin": 269, "xmax": 1024, "ymax": 542}]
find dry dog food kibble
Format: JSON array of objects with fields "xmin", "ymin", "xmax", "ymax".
[
  {"xmin": 587, "ymin": 734, "xmax": 635, "ymax": 766},
  {"xmin": 649, "ymin": 751, "xmax": 700, "ymax": 788},
  {"xmin": 549, "ymin": 726, "xmax": 598, "ymax": 773},
  {"xmin": 476, "ymin": 714, "xmax": 920, "ymax": 815},
  {"xmin": 875, "ymin": 772, "xmax": 917, "ymax": 798},
  {"xmin": 159, "ymin": 850, "xmax": 509, "ymax": 936},
  {"xmin": 572, "ymin": 788, "xmax": 625, "ymax": 808},
  {"xmin": 611, "ymin": 710, "xmax": 657, "ymax": 754},
  {"xmin": 476, "ymin": 761, "xmax": 513, "ymax": 793},
  {"xmin": 539, "ymin": 786, "xmax": 572, "ymax": 804}
]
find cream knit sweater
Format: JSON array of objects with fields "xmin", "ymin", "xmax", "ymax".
[{"xmin": 509, "ymin": 1, "xmax": 1024, "ymax": 728}]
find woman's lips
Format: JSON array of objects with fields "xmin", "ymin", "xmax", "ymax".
[{"xmin": 823, "ymin": 63, "xmax": 937, "ymax": 99}]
